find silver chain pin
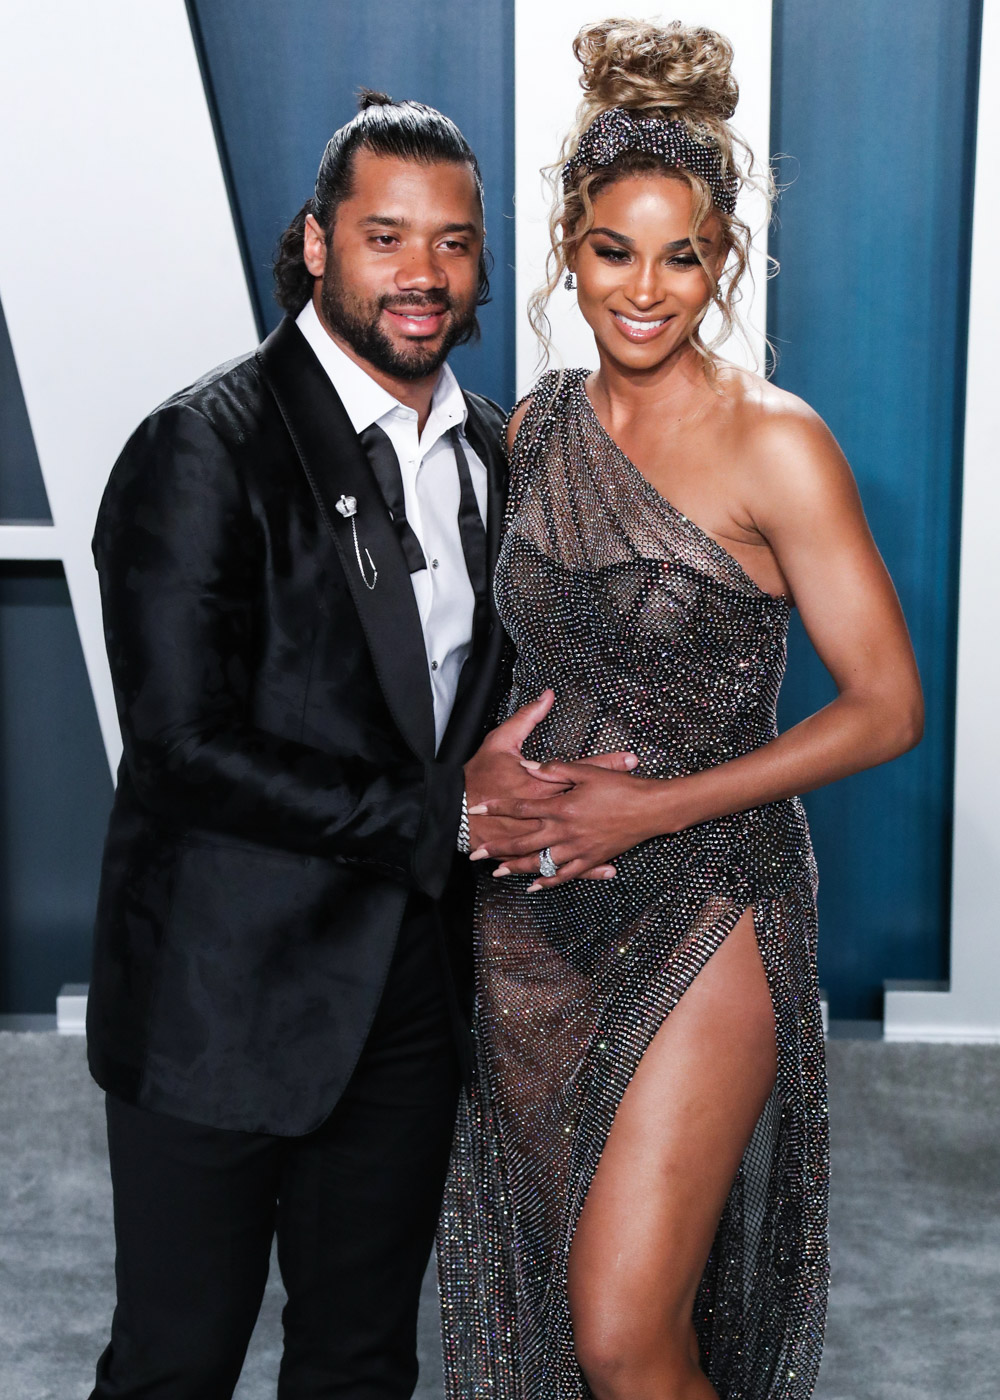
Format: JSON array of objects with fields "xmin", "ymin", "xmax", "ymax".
[{"xmin": 335, "ymin": 494, "xmax": 377, "ymax": 591}]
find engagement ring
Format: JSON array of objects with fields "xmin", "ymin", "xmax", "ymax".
[{"xmin": 538, "ymin": 848, "xmax": 558, "ymax": 878}]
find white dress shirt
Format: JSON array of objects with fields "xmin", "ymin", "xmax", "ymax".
[{"xmin": 296, "ymin": 299, "xmax": 488, "ymax": 751}]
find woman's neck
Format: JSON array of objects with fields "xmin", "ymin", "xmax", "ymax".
[{"xmin": 588, "ymin": 343, "xmax": 714, "ymax": 431}]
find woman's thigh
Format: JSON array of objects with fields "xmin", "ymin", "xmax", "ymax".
[{"xmin": 567, "ymin": 908, "xmax": 777, "ymax": 1367}]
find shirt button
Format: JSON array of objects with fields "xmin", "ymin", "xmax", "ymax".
[
  {"xmin": 431, "ymin": 558, "xmax": 439, "ymax": 569},
  {"xmin": 431, "ymin": 660, "xmax": 439, "ymax": 671}
]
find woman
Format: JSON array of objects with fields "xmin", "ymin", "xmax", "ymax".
[{"xmin": 440, "ymin": 19, "xmax": 922, "ymax": 1400}]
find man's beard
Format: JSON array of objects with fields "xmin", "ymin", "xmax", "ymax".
[{"xmin": 320, "ymin": 265, "xmax": 478, "ymax": 381}]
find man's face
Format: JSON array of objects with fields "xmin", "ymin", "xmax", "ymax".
[{"xmin": 306, "ymin": 150, "xmax": 484, "ymax": 382}]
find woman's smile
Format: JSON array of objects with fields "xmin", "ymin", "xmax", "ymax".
[
  {"xmin": 611, "ymin": 309, "xmax": 675, "ymax": 341},
  {"xmin": 572, "ymin": 176, "xmax": 723, "ymax": 372}
]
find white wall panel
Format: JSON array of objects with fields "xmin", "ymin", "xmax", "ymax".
[
  {"xmin": 0, "ymin": 1, "xmax": 256, "ymax": 772},
  {"xmin": 884, "ymin": 0, "xmax": 1000, "ymax": 1041},
  {"xmin": 514, "ymin": 3, "xmax": 773, "ymax": 393}
]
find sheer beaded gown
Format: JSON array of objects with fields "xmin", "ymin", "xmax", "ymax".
[{"xmin": 438, "ymin": 369, "xmax": 829, "ymax": 1400}]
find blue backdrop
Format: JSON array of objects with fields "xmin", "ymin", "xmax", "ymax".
[
  {"xmin": 770, "ymin": 0, "xmax": 980, "ymax": 1015},
  {"xmin": 0, "ymin": 295, "xmax": 113, "ymax": 1014},
  {"xmin": 188, "ymin": 0, "xmax": 516, "ymax": 407},
  {"xmin": 0, "ymin": 0, "xmax": 981, "ymax": 1017}
]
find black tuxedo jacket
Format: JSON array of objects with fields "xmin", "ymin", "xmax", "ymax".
[{"xmin": 87, "ymin": 316, "xmax": 507, "ymax": 1136}]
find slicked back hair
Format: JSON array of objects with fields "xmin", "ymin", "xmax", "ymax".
[{"xmin": 273, "ymin": 90, "xmax": 490, "ymax": 317}]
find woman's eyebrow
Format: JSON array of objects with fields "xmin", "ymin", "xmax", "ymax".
[
  {"xmin": 587, "ymin": 227, "xmax": 711, "ymax": 252},
  {"xmin": 588, "ymin": 226, "xmax": 636, "ymax": 246}
]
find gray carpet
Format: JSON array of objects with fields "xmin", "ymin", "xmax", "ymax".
[{"xmin": 1, "ymin": 1033, "xmax": 997, "ymax": 1399}]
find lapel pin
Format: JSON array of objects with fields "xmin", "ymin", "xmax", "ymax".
[{"xmin": 334, "ymin": 494, "xmax": 377, "ymax": 590}]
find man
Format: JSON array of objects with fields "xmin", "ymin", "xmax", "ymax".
[{"xmin": 87, "ymin": 93, "xmax": 625, "ymax": 1399}]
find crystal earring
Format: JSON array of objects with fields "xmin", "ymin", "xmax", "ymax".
[{"xmin": 564, "ymin": 270, "xmax": 575, "ymax": 290}]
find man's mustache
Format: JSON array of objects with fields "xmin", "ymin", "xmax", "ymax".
[{"xmin": 379, "ymin": 293, "xmax": 451, "ymax": 314}]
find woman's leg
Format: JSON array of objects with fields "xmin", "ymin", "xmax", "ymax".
[{"xmin": 567, "ymin": 909, "xmax": 777, "ymax": 1400}]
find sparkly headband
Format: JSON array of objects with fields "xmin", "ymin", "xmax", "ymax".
[{"xmin": 562, "ymin": 106, "xmax": 737, "ymax": 215}]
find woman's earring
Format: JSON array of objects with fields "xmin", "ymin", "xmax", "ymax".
[{"xmin": 564, "ymin": 270, "xmax": 575, "ymax": 290}]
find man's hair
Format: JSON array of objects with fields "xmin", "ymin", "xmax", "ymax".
[{"xmin": 273, "ymin": 90, "xmax": 491, "ymax": 314}]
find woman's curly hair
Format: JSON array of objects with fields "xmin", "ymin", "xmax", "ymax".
[{"xmin": 530, "ymin": 19, "xmax": 775, "ymax": 376}]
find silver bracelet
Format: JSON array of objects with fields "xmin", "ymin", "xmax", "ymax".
[{"xmin": 457, "ymin": 791, "xmax": 471, "ymax": 855}]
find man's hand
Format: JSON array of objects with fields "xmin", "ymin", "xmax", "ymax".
[{"xmin": 463, "ymin": 690, "xmax": 637, "ymax": 881}]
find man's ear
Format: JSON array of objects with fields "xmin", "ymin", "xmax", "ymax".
[{"xmin": 303, "ymin": 214, "xmax": 327, "ymax": 278}]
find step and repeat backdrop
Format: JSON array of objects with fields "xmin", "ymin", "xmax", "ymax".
[{"xmin": 0, "ymin": 0, "xmax": 996, "ymax": 1031}]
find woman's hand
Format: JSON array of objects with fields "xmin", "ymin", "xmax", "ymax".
[
  {"xmin": 465, "ymin": 691, "xmax": 640, "ymax": 882},
  {"xmin": 470, "ymin": 761, "xmax": 670, "ymax": 891}
]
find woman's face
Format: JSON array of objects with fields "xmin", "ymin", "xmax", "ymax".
[{"xmin": 570, "ymin": 174, "xmax": 724, "ymax": 373}]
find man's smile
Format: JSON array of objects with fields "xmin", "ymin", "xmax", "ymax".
[{"xmin": 383, "ymin": 305, "xmax": 449, "ymax": 337}]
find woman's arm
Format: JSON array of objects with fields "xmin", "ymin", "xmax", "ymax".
[{"xmin": 471, "ymin": 402, "xmax": 923, "ymax": 886}]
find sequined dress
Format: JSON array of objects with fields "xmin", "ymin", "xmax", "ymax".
[{"xmin": 438, "ymin": 370, "xmax": 828, "ymax": 1400}]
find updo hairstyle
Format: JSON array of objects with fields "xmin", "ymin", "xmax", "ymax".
[{"xmin": 530, "ymin": 18, "xmax": 774, "ymax": 374}]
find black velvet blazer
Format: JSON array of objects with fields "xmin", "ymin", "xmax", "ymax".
[{"xmin": 87, "ymin": 316, "xmax": 507, "ymax": 1135}]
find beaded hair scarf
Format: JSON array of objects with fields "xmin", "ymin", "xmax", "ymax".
[{"xmin": 562, "ymin": 105, "xmax": 737, "ymax": 214}]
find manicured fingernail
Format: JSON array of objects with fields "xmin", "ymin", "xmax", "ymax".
[
  {"xmin": 526, "ymin": 881, "xmax": 542, "ymax": 894},
  {"xmin": 467, "ymin": 804, "xmax": 488, "ymax": 815},
  {"xmin": 492, "ymin": 865, "xmax": 510, "ymax": 878},
  {"xmin": 520, "ymin": 759, "xmax": 541, "ymax": 770},
  {"xmin": 469, "ymin": 847, "xmax": 489, "ymax": 861},
  {"xmin": 624, "ymin": 755, "xmax": 639, "ymax": 770},
  {"xmin": 604, "ymin": 869, "xmax": 617, "ymax": 879}
]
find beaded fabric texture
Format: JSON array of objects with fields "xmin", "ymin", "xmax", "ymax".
[
  {"xmin": 562, "ymin": 106, "xmax": 739, "ymax": 213},
  {"xmin": 438, "ymin": 369, "xmax": 829, "ymax": 1400}
]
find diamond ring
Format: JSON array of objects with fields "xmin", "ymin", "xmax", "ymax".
[{"xmin": 538, "ymin": 848, "xmax": 558, "ymax": 878}]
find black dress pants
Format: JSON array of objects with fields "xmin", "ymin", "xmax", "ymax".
[{"xmin": 89, "ymin": 901, "xmax": 461, "ymax": 1400}]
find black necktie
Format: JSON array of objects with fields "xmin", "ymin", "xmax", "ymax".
[
  {"xmin": 358, "ymin": 423, "xmax": 488, "ymax": 621},
  {"xmin": 358, "ymin": 422, "xmax": 427, "ymax": 573}
]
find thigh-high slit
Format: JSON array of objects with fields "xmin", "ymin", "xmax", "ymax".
[
  {"xmin": 567, "ymin": 908, "xmax": 778, "ymax": 1398},
  {"xmin": 438, "ymin": 875, "xmax": 827, "ymax": 1400}
]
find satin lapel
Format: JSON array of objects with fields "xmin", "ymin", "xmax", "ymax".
[
  {"xmin": 464, "ymin": 396, "xmax": 507, "ymax": 589},
  {"xmin": 438, "ymin": 395, "xmax": 508, "ymax": 763},
  {"xmin": 257, "ymin": 317, "xmax": 435, "ymax": 762}
]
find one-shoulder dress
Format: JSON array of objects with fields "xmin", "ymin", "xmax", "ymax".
[{"xmin": 438, "ymin": 370, "xmax": 828, "ymax": 1400}]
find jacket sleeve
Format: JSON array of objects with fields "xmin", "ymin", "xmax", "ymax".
[{"xmin": 94, "ymin": 400, "xmax": 463, "ymax": 899}]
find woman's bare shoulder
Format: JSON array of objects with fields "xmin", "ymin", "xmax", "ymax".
[
  {"xmin": 720, "ymin": 366, "xmax": 849, "ymax": 485},
  {"xmin": 719, "ymin": 364, "xmax": 821, "ymax": 432},
  {"xmin": 715, "ymin": 367, "xmax": 862, "ymax": 536}
]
